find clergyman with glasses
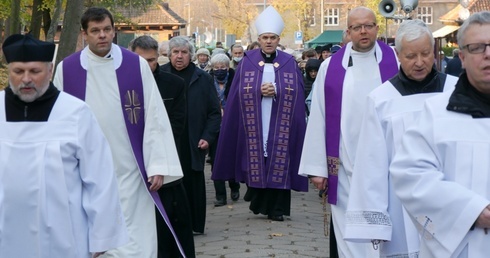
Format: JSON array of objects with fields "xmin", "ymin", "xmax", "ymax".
[
  {"xmin": 298, "ymin": 6, "xmax": 399, "ymax": 257},
  {"xmin": 390, "ymin": 11, "xmax": 490, "ymax": 257}
]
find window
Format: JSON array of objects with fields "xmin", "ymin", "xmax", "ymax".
[
  {"xmin": 324, "ymin": 8, "xmax": 339, "ymax": 26},
  {"xmin": 307, "ymin": 8, "xmax": 316, "ymax": 27},
  {"xmin": 417, "ymin": 6, "xmax": 432, "ymax": 24}
]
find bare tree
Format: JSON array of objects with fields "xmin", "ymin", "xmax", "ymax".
[
  {"xmin": 46, "ymin": 0, "xmax": 62, "ymax": 42},
  {"xmin": 8, "ymin": 0, "xmax": 21, "ymax": 37},
  {"xmin": 54, "ymin": 0, "xmax": 84, "ymax": 67}
]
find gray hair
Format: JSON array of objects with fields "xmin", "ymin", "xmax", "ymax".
[
  {"xmin": 452, "ymin": 48, "xmax": 460, "ymax": 56},
  {"xmin": 231, "ymin": 44, "xmax": 244, "ymax": 52},
  {"xmin": 210, "ymin": 53, "xmax": 230, "ymax": 67},
  {"xmin": 457, "ymin": 11, "xmax": 490, "ymax": 48},
  {"xmin": 159, "ymin": 41, "xmax": 169, "ymax": 56},
  {"xmin": 168, "ymin": 36, "xmax": 195, "ymax": 60},
  {"xmin": 395, "ymin": 19, "xmax": 434, "ymax": 53},
  {"xmin": 129, "ymin": 35, "xmax": 158, "ymax": 52}
]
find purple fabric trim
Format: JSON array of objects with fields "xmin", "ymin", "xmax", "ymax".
[
  {"xmin": 324, "ymin": 41, "xmax": 398, "ymax": 204},
  {"xmin": 235, "ymin": 50, "xmax": 307, "ymax": 190},
  {"xmin": 62, "ymin": 48, "xmax": 185, "ymax": 256}
]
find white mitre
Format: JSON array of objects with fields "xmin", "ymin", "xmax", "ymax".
[{"xmin": 255, "ymin": 6, "xmax": 284, "ymax": 36}]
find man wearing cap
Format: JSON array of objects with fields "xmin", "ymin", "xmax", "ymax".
[
  {"xmin": 298, "ymin": 6, "xmax": 399, "ymax": 257},
  {"xmin": 194, "ymin": 47, "xmax": 211, "ymax": 71},
  {"xmin": 53, "ymin": 7, "xmax": 184, "ymax": 258},
  {"xmin": 0, "ymin": 34, "xmax": 128, "ymax": 258},
  {"xmin": 212, "ymin": 6, "xmax": 308, "ymax": 222}
]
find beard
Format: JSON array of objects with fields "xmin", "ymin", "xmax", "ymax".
[{"xmin": 10, "ymin": 81, "xmax": 48, "ymax": 103}]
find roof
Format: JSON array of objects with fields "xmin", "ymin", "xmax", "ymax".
[
  {"xmin": 432, "ymin": 25, "xmax": 460, "ymax": 38},
  {"xmin": 117, "ymin": 2, "xmax": 186, "ymax": 26},
  {"xmin": 440, "ymin": 0, "xmax": 490, "ymax": 25},
  {"xmin": 305, "ymin": 30, "xmax": 343, "ymax": 47}
]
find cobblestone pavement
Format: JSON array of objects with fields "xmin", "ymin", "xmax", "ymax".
[{"xmin": 193, "ymin": 163, "xmax": 332, "ymax": 258}]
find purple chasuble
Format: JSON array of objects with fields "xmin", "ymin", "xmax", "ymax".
[
  {"xmin": 324, "ymin": 41, "xmax": 398, "ymax": 204},
  {"xmin": 62, "ymin": 48, "xmax": 185, "ymax": 256},
  {"xmin": 212, "ymin": 49, "xmax": 308, "ymax": 192}
]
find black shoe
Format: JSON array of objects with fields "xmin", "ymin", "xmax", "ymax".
[
  {"xmin": 231, "ymin": 191, "xmax": 240, "ymax": 201},
  {"xmin": 214, "ymin": 199, "xmax": 227, "ymax": 207},
  {"xmin": 267, "ymin": 215, "xmax": 284, "ymax": 221},
  {"xmin": 243, "ymin": 188, "xmax": 252, "ymax": 202}
]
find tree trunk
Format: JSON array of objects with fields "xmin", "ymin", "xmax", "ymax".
[
  {"xmin": 42, "ymin": 8, "xmax": 52, "ymax": 40},
  {"xmin": 46, "ymin": 0, "xmax": 62, "ymax": 42},
  {"xmin": 30, "ymin": 0, "xmax": 44, "ymax": 39},
  {"xmin": 8, "ymin": 0, "xmax": 21, "ymax": 37},
  {"xmin": 54, "ymin": 0, "xmax": 84, "ymax": 70}
]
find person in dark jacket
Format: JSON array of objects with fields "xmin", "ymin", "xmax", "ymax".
[
  {"xmin": 304, "ymin": 58, "xmax": 322, "ymax": 98},
  {"xmin": 162, "ymin": 36, "xmax": 222, "ymax": 235},
  {"xmin": 130, "ymin": 35, "xmax": 194, "ymax": 258},
  {"xmin": 445, "ymin": 48, "xmax": 463, "ymax": 77},
  {"xmin": 208, "ymin": 53, "xmax": 240, "ymax": 207}
]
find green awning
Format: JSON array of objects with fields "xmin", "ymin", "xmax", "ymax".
[{"xmin": 305, "ymin": 30, "xmax": 343, "ymax": 48}]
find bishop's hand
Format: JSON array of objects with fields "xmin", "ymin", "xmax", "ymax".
[{"xmin": 261, "ymin": 82, "xmax": 275, "ymax": 97}]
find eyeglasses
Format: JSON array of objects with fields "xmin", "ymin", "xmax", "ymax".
[
  {"xmin": 349, "ymin": 23, "xmax": 376, "ymax": 32},
  {"xmin": 462, "ymin": 43, "xmax": 490, "ymax": 54}
]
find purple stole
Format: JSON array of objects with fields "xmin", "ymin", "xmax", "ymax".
[
  {"xmin": 237, "ymin": 50, "xmax": 300, "ymax": 189},
  {"xmin": 62, "ymin": 48, "xmax": 185, "ymax": 256},
  {"xmin": 324, "ymin": 41, "xmax": 398, "ymax": 204}
]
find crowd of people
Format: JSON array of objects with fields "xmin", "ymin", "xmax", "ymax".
[{"xmin": 1, "ymin": 3, "xmax": 489, "ymax": 258}]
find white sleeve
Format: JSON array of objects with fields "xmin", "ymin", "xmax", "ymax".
[
  {"xmin": 345, "ymin": 94, "xmax": 391, "ymax": 241},
  {"xmin": 298, "ymin": 59, "xmax": 330, "ymax": 178},
  {"xmin": 390, "ymin": 103, "xmax": 489, "ymax": 256},
  {"xmin": 140, "ymin": 57, "xmax": 183, "ymax": 182},
  {"xmin": 77, "ymin": 106, "xmax": 128, "ymax": 252}
]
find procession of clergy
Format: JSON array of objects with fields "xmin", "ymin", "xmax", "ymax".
[{"xmin": 1, "ymin": 2, "xmax": 490, "ymax": 258}]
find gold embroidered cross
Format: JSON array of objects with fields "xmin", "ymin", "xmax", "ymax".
[
  {"xmin": 243, "ymin": 83, "xmax": 253, "ymax": 93},
  {"xmin": 285, "ymin": 84, "xmax": 294, "ymax": 94},
  {"xmin": 125, "ymin": 90, "xmax": 141, "ymax": 125}
]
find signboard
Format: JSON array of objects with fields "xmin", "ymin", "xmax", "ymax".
[{"xmin": 294, "ymin": 31, "xmax": 303, "ymax": 45}]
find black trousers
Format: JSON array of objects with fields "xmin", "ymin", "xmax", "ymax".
[
  {"xmin": 248, "ymin": 187, "xmax": 291, "ymax": 217},
  {"xmin": 213, "ymin": 180, "xmax": 240, "ymax": 200},
  {"xmin": 156, "ymin": 180, "xmax": 195, "ymax": 258}
]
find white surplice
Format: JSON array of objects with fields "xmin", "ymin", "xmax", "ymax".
[
  {"xmin": 390, "ymin": 90, "xmax": 490, "ymax": 258},
  {"xmin": 344, "ymin": 76, "xmax": 458, "ymax": 257},
  {"xmin": 54, "ymin": 44, "xmax": 183, "ymax": 258},
  {"xmin": 0, "ymin": 92, "xmax": 127, "ymax": 258},
  {"xmin": 298, "ymin": 42, "xmax": 398, "ymax": 257}
]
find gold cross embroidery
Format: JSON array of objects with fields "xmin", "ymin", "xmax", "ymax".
[
  {"xmin": 285, "ymin": 84, "xmax": 294, "ymax": 94},
  {"xmin": 243, "ymin": 83, "xmax": 253, "ymax": 93},
  {"xmin": 125, "ymin": 90, "xmax": 142, "ymax": 124}
]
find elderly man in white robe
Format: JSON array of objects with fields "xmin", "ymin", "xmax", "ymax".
[
  {"xmin": 53, "ymin": 7, "xmax": 184, "ymax": 258},
  {"xmin": 390, "ymin": 11, "xmax": 490, "ymax": 258},
  {"xmin": 298, "ymin": 6, "xmax": 399, "ymax": 257},
  {"xmin": 0, "ymin": 34, "xmax": 127, "ymax": 258},
  {"xmin": 344, "ymin": 19, "xmax": 458, "ymax": 257}
]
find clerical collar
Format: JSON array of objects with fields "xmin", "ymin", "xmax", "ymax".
[
  {"xmin": 260, "ymin": 50, "xmax": 277, "ymax": 63},
  {"xmin": 348, "ymin": 46, "xmax": 376, "ymax": 67},
  {"xmin": 104, "ymin": 51, "xmax": 112, "ymax": 59},
  {"xmin": 390, "ymin": 66, "xmax": 444, "ymax": 96},
  {"xmin": 447, "ymin": 72, "xmax": 490, "ymax": 118}
]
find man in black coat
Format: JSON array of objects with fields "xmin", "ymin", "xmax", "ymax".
[
  {"xmin": 162, "ymin": 36, "xmax": 222, "ymax": 235},
  {"xmin": 445, "ymin": 48, "xmax": 463, "ymax": 77},
  {"xmin": 130, "ymin": 35, "xmax": 194, "ymax": 258}
]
